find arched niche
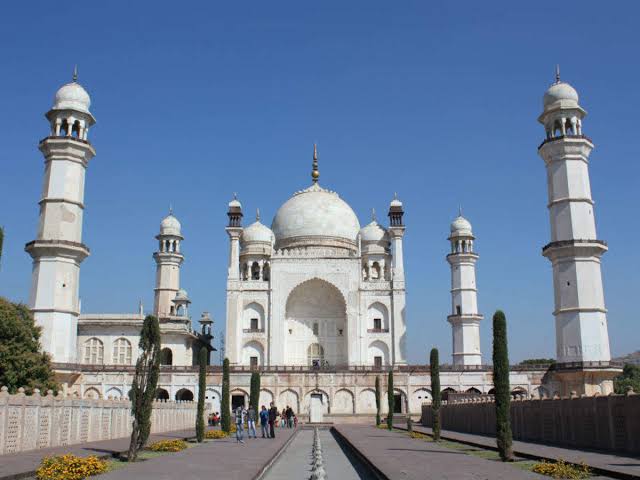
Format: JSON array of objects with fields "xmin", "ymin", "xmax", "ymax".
[{"xmin": 285, "ymin": 278, "xmax": 347, "ymax": 366}]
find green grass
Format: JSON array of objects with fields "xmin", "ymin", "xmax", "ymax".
[{"xmin": 400, "ymin": 428, "xmax": 591, "ymax": 477}]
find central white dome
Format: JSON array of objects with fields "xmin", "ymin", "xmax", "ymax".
[{"xmin": 271, "ymin": 183, "xmax": 360, "ymax": 250}]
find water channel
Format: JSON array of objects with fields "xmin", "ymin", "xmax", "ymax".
[{"xmin": 263, "ymin": 428, "xmax": 371, "ymax": 480}]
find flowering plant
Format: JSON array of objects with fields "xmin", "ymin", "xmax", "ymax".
[{"xmin": 36, "ymin": 454, "xmax": 107, "ymax": 480}]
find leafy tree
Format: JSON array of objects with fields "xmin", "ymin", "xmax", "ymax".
[
  {"xmin": 375, "ymin": 375, "xmax": 381, "ymax": 426},
  {"xmin": 250, "ymin": 371, "xmax": 260, "ymax": 414},
  {"xmin": 492, "ymin": 310, "xmax": 513, "ymax": 461},
  {"xmin": 387, "ymin": 371, "xmax": 394, "ymax": 430},
  {"xmin": 196, "ymin": 346, "xmax": 207, "ymax": 443},
  {"xmin": 127, "ymin": 315, "xmax": 161, "ymax": 461},
  {"xmin": 0, "ymin": 298, "xmax": 58, "ymax": 394},
  {"xmin": 221, "ymin": 358, "xmax": 231, "ymax": 433},
  {"xmin": 430, "ymin": 348, "xmax": 441, "ymax": 441},
  {"xmin": 614, "ymin": 364, "xmax": 640, "ymax": 394}
]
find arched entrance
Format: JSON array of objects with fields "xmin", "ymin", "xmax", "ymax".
[
  {"xmin": 175, "ymin": 388, "xmax": 194, "ymax": 401},
  {"xmin": 285, "ymin": 278, "xmax": 347, "ymax": 366},
  {"xmin": 156, "ymin": 388, "xmax": 170, "ymax": 400}
]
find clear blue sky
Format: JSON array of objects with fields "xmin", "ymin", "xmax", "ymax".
[{"xmin": 1, "ymin": 1, "xmax": 638, "ymax": 364}]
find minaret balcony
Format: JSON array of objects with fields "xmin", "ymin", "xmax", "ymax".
[
  {"xmin": 447, "ymin": 313, "xmax": 483, "ymax": 324},
  {"xmin": 538, "ymin": 134, "xmax": 593, "ymax": 151},
  {"xmin": 542, "ymin": 239, "xmax": 607, "ymax": 260},
  {"xmin": 25, "ymin": 239, "xmax": 90, "ymax": 262},
  {"xmin": 40, "ymin": 134, "xmax": 92, "ymax": 146}
]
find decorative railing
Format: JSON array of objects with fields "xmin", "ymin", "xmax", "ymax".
[
  {"xmin": 367, "ymin": 328, "xmax": 389, "ymax": 333},
  {"xmin": 538, "ymin": 133, "xmax": 593, "ymax": 149},
  {"xmin": 51, "ymin": 362, "xmax": 574, "ymax": 374}
]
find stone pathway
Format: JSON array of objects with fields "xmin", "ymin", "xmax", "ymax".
[
  {"xmin": 408, "ymin": 424, "xmax": 640, "ymax": 479},
  {"xmin": 97, "ymin": 428, "xmax": 296, "ymax": 480},
  {"xmin": 0, "ymin": 429, "xmax": 194, "ymax": 480},
  {"xmin": 335, "ymin": 424, "xmax": 545, "ymax": 479},
  {"xmin": 264, "ymin": 429, "xmax": 368, "ymax": 480}
]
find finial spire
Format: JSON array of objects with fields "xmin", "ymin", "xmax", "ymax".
[
  {"xmin": 169, "ymin": 203, "xmax": 173, "ymax": 215},
  {"xmin": 311, "ymin": 144, "xmax": 319, "ymax": 184},
  {"xmin": 256, "ymin": 208, "xmax": 260, "ymax": 222},
  {"xmin": 72, "ymin": 65, "xmax": 78, "ymax": 82},
  {"xmin": 458, "ymin": 205, "xmax": 463, "ymax": 217},
  {"xmin": 233, "ymin": 192, "xmax": 237, "ymax": 200},
  {"xmin": 371, "ymin": 208, "xmax": 376, "ymax": 222},
  {"xmin": 394, "ymin": 192, "xmax": 398, "ymax": 200},
  {"xmin": 555, "ymin": 64, "xmax": 560, "ymax": 83}
]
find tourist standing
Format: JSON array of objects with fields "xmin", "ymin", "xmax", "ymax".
[
  {"xmin": 247, "ymin": 404, "xmax": 257, "ymax": 439},
  {"xmin": 286, "ymin": 406, "xmax": 294, "ymax": 428},
  {"xmin": 280, "ymin": 407, "xmax": 287, "ymax": 428},
  {"xmin": 268, "ymin": 402, "xmax": 278, "ymax": 439},
  {"xmin": 259, "ymin": 405, "xmax": 269, "ymax": 438},
  {"xmin": 235, "ymin": 405, "xmax": 246, "ymax": 444}
]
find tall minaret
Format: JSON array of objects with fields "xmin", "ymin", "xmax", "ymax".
[
  {"xmin": 25, "ymin": 68, "xmax": 96, "ymax": 363},
  {"xmin": 225, "ymin": 195, "xmax": 243, "ymax": 364},
  {"xmin": 538, "ymin": 67, "xmax": 617, "ymax": 394},
  {"xmin": 388, "ymin": 194, "xmax": 407, "ymax": 365},
  {"xmin": 153, "ymin": 211, "xmax": 184, "ymax": 318},
  {"xmin": 446, "ymin": 212, "xmax": 482, "ymax": 366}
]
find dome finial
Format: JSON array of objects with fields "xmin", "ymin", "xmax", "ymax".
[
  {"xmin": 458, "ymin": 205, "xmax": 463, "ymax": 217},
  {"xmin": 555, "ymin": 64, "xmax": 560, "ymax": 84},
  {"xmin": 169, "ymin": 203, "xmax": 173, "ymax": 215},
  {"xmin": 256, "ymin": 208, "xmax": 260, "ymax": 222},
  {"xmin": 72, "ymin": 65, "xmax": 78, "ymax": 83},
  {"xmin": 371, "ymin": 208, "xmax": 376, "ymax": 222},
  {"xmin": 311, "ymin": 144, "xmax": 319, "ymax": 183}
]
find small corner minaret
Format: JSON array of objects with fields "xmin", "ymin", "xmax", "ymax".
[
  {"xmin": 538, "ymin": 67, "xmax": 616, "ymax": 394},
  {"xmin": 387, "ymin": 193, "xmax": 405, "ymax": 282},
  {"xmin": 446, "ymin": 210, "xmax": 482, "ymax": 366},
  {"xmin": 225, "ymin": 194, "xmax": 243, "ymax": 280},
  {"xmin": 25, "ymin": 68, "xmax": 97, "ymax": 363},
  {"xmin": 387, "ymin": 194, "xmax": 407, "ymax": 365},
  {"xmin": 153, "ymin": 209, "xmax": 184, "ymax": 318}
]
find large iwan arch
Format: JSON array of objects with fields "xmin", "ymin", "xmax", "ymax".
[{"xmin": 285, "ymin": 278, "xmax": 347, "ymax": 366}]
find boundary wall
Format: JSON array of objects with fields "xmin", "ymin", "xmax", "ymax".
[
  {"xmin": 421, "ymin": 391, "xmax": 640, "ymax": 455},
  {"xmin": 0, "ymin": 386, "xmax": 198, "ymax": 455}
]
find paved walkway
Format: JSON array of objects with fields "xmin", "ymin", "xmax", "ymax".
[
  {"xmin": 264, "ymin": 429, "xmax": 368, "ymax": 480},
  {"xmin": 98, "ymin": 427, "xmax": 296, "ymax": 480},
  {"xmin": 0, "ymin": 429, "xmax": 195, "ymax": 480},
  {"xmin": 407, "ymin": 424, "xmax": 640, "ymax": 479},
  {"xmin": 334, "ymin": 425, "xmax": 544, "ymax": 479}
]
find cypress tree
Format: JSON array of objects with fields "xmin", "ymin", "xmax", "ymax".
[
  {"xmin": 430, "ymin": 348, "xmax": 441, "ymax": 441},
  {"xmin": 386, "ymin": 371, "xmax": 394, "ymax": 430},
  {"xmin": 127, "ymin": 315, "xmax": 161, "ymax": 461},
  {"xmin": 492, "ymin": 310, "xmax": 513, "ymax": 461},
  {"xmin": 196, "ymin": 346, "xmax": 207, "ymax": 443},
  {"xmin": 249, "ymin": 371, "xmax": 260, "ymax": 414},
  {"xmin": 221, "ymin": 357, "xmax": 231, "ymax": 433},
  {"xmin": 375, "ymin": 375, "xmax": 381, "ymax": 426}
]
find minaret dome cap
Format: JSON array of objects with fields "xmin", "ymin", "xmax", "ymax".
[
  {"xmin": 543, "ymin": 81, "xmax": 579, "ymax": 109},
  {"xmin": 52, "ymin": 68, "xmax": 92, "ymax": 114},
  {"xmin": 450, "ymin": 215, "xmax": 472, "ymax": 235},
  {"xmin": 160, "ymin": 213, "xmax": 181, "ymax": 236}
]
